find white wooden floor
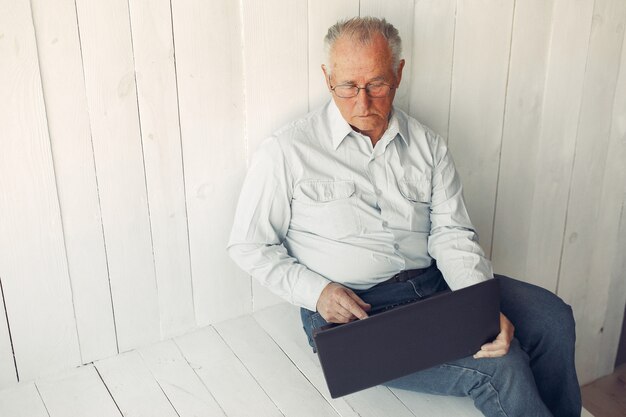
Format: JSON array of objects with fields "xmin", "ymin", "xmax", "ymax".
[{"xmin": 0, "ymin": 303, "xmax": 594, "ymax": 417}]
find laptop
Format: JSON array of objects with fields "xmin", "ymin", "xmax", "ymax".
[{"xmin": 313, "ymin": 278, "xmax": 500, "ymax": 398}]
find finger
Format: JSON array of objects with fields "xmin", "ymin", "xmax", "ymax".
[
  {"xmin": 338, "ymin": 294, "xmax": 369, "ymax": 320},
  {"xmin": 479, "ymin": 340, "xmax": 509, "ymax": 352},
  {"xmin": 346, "ymin": 291, "xmax": 372, "ymax": 311},
  {"xmin": 474, "ymin": 341, "xmax": 510, "ymax": 358},
  {"xmin": 473, "ymin": 348, "xmax": 508, "ymax": 359},
  {"xmin": 327, "ymin": 303, "xmax": 357, "ymax": 323},
  {"xmin": 334, "ymin": 304, "xmax": 356, "ymax": 323}
]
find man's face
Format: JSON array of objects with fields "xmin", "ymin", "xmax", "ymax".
[{"xmin": 323, "ymin": 33, "xmax": 404, "ymax": 138}]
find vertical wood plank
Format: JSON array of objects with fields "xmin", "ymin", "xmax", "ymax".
[
  {"xmin": 127, "ymin": 0, "xmax": 195, "ymax": 338},
  {"xmin": 491, "ymin": 0, "xmax": 555, "ymax": 278},
  {"xmin": 241, "ymin": 0, "xmax": 309, "ymax": 311},
  {"xmin": 0, "ymin": 0, "xmax": 81, "ymax": 381},
  {"xmin": 175, "ymin": 327, "xmax": 283, "ymax": 417},
  {"xmin": 408, "ymin": 0, "xmax": 456, "ymax": 138},
  {"xmin": 308, "ymin": 0, "xmax": 359, "ymax": 111},
  {"xmin": 360, "ymin": 0, "xmax": 415, "ymax": 112},
  {"xmin": 29, "ymin": 0, "xmax": 117, "ymax": 364},
  {"xmin": 447, "ymin": 0, "xmax": 515, "ymax": 256},
  {"xmin": 599, "ymin": 198, "xmax": 626, "ymax": 376},
  {"xmin": 596, "ymin": 22, "xmax": 626, "ymax": 376},
  {"xmin": 36, "ymin": 365, "xmax": 122, "ymax": 417},
  {"xmin": 557, "ymin": 0, "xmax": 626, "ymax": 383},
  {"xmin": 139, "ymin": 339, "xmax": 226, "ymax": 417},
  {"xmin": 171, "ymin": 0, "xmax": 251, "ymax": 326},
  {"xmin": 74, "ymin": 0, "xmax": 160, "ymax": 351},
  {"xmin": 0, "ymin": 281, "xmax": 14, "ymax": 388},
  {"xmin": 0, "ymin": 382, "xmax": 49, "ymax": 417},
  {"xmin": 95, "ymin": 351, "xmax": 178, "ymax": 417},
  {"xmin": 215, "ymin": 315, "xmax": 339, "ymax": 417},
  {"xmin": 242, "ymin": 0, "xmax": 309, "ymax": 155},
  {"xmin": 522, "ymin": 0, "xmax": 595, "ymax": 291}
]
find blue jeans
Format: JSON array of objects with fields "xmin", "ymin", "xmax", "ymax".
[{"xmin": 300, "ymin": 267, "xmax": 581, "ymax": 417}]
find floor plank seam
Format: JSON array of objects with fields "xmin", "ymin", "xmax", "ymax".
[
  {"xmin": 33, "ymin": 383, "xmax": 52, "ymax": 417},
  {"xmin": 93, "ymin": 363, "xmax": 124, "ymax": 417},
  {"xmin": 213, "ymin": 324, "xmax": 287, "ymax": 417},
  {"xmin": 388, "ymin": 388, "xmax": 419, "ymax": 417},
  {"xmin": 171, "ymin": 337, "xmax": 228, "ymax": 417},
  {"xmin": 251, "ymin": 315, "xmax": 347, "ymax": 416},
  {"xmin": 137, "ymin": 349, "xmax": 182, "ymax": 417}
]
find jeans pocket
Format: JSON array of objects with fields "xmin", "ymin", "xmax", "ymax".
[{"xmin": 300, "ymin": 309, "xmax": 329, "ymax": 352}]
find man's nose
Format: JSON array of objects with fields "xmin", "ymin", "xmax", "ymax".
[{"xmin": 354, "ymin": 88, "xmax": 371, "ymax": 108}]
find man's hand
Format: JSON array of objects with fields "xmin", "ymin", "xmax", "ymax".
[
  {"xmin": 316, "ymin": 282, "xmax": 371, "ymax": 323},
  {"xmin": 473, "ymin": 312, "xmax": 515, "ymax": 359}
]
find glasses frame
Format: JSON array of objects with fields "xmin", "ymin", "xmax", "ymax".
[{"xmin": 328, "ymin": 77, "xmax": 396, "ymax": 99}]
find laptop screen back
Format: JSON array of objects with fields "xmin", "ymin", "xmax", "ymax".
[{"xmin": 313, "ymin": 278, "xmax": 500, "ymax": 398}]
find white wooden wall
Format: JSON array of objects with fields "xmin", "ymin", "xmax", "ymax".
[{"xmin": 0, "ymin": 0, "xmax": 624, "ymax": 388}]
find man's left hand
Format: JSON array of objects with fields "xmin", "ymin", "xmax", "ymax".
[{"xmin": 473, "ymin": 312, "xmax": 514, "ymax": 359}]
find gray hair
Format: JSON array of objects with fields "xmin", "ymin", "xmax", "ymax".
[{"xmin": 324, "ymin": 17, "xmax": 402, "ymax": 74}]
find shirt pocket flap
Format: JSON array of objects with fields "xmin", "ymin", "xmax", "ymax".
[
  {"xmin": 298, "ymin": 180, "xmax": 356, "ymax": 202},
  {"xmin": 399, "ymin": 179, "xmax": 431, "ymax": 203}
]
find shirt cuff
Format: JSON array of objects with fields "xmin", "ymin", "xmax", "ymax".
[{"xmin": 292, "ymin": 269, "xmax": 332, "ymax": 312}]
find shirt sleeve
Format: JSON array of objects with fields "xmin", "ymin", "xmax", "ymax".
[
  {"xmin": 227, "ymin": 137, "xmax": 331, "ymax": 311},
  {"xmin": 427, "ymin": 135, "xmax": 494, "ymax": 289}
]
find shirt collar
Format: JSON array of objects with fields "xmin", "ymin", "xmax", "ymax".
[{"xmin": 327, "ymin": 100, "xmax": 410, "ymax": 150}]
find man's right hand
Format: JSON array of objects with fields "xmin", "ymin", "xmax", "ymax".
[{"xmin": 316, "ymin": 282, "xmax": 371, "ymax": 323}]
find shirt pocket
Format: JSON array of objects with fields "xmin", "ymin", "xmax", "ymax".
[
  {"xmin": 291, "ymin": 180, "xmax": 361, "ymax": 239},
  {"xmin": 398, "ymin": 178, "xmax": 432, "ymax": 232}
]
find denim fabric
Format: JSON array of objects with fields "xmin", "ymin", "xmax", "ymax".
[{"xmin": 300, "ymin": 269, "xmax": 581, "ymax": 417}]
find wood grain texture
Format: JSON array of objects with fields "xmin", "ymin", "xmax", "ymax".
[
  {"xmin": 36, "ymin": 365, "xmax": 122, "ymax": 417},
  {"xmin": 522, "ymin": 0, "xmax": 595, "ymax": 291},
  {"xmin": 241, "ymin": 0, "xmax": 310, "ymax": 311},
  {"xmin": 447, "ymin": 0, "xmax": 515, "ymax": 257},
  {"xmin": 175, "ymin": 327, "xmax": 283, "ymax": 417},
  {"xmin": 307, "ymin": 0, "xmax": 359, "ymax": 111},
  {"xmin": 0, "ymin": 0, "xmax": 81, "ymax": 381},
  {"xmin": 75, "ymin": 0, "xmax": 160, "ymax": 351},
  {"xmin": 408, "ymin": 0, "xmax": 456, "ymax": 138},
  {"xmin": 557, "ymin": 0, "xmax": 626, "ymax": 383},
  {"xmin": 96, "ymin": 351, "xmax": 178, "ymax": 417},
  {"xmin": 128, "ymin": 0, "xmax": 195, "ymax": 339},
  {"xmin": 171, "ymin": 0, "xmax": 251, "ymax": 326},
  {"xmin": 491, "ymin": 0, "xmax": 555, "ymax": 279},
  {"xmin": 29, "ymin": 0, "xmax": 117, "ymax": 365}
]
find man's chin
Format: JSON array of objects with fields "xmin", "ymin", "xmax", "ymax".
[{"xmin": 350, "ymin": 117, "xmax": 383, "ymax": 132}]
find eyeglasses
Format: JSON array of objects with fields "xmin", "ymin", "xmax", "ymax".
[{"xmin": 329, "ymin": 81, "xmax": 395, "ymax": 98}]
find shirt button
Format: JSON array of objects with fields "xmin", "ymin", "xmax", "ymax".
[
  {"xmin": 375, "ymin": 189, "xmax": 382, "ymax": 196},
  {"xmin": 382, "ymin": 221, "xmax": 388, "ymax": 227},
  {"xmin": 393, "ymin": 243, "xmax": 400, "ymax": 250}
]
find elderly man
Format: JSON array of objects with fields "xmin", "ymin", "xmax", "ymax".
[{"xmin": 228, "ymin": 17, "xmax": 580, "ymax": 417}]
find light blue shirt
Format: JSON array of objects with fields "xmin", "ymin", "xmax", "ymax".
[{"xmin": 228, "ymin": 100, "xmax": 493, "ymax": 311}]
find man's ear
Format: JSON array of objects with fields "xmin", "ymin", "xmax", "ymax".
[
  {"xmin": 321, "ymin": 64, "xmax": 332, "ymax": 90},
  {"xmin": 395, "ymin": 59, "xmax": 406, "ymax": 87}
]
